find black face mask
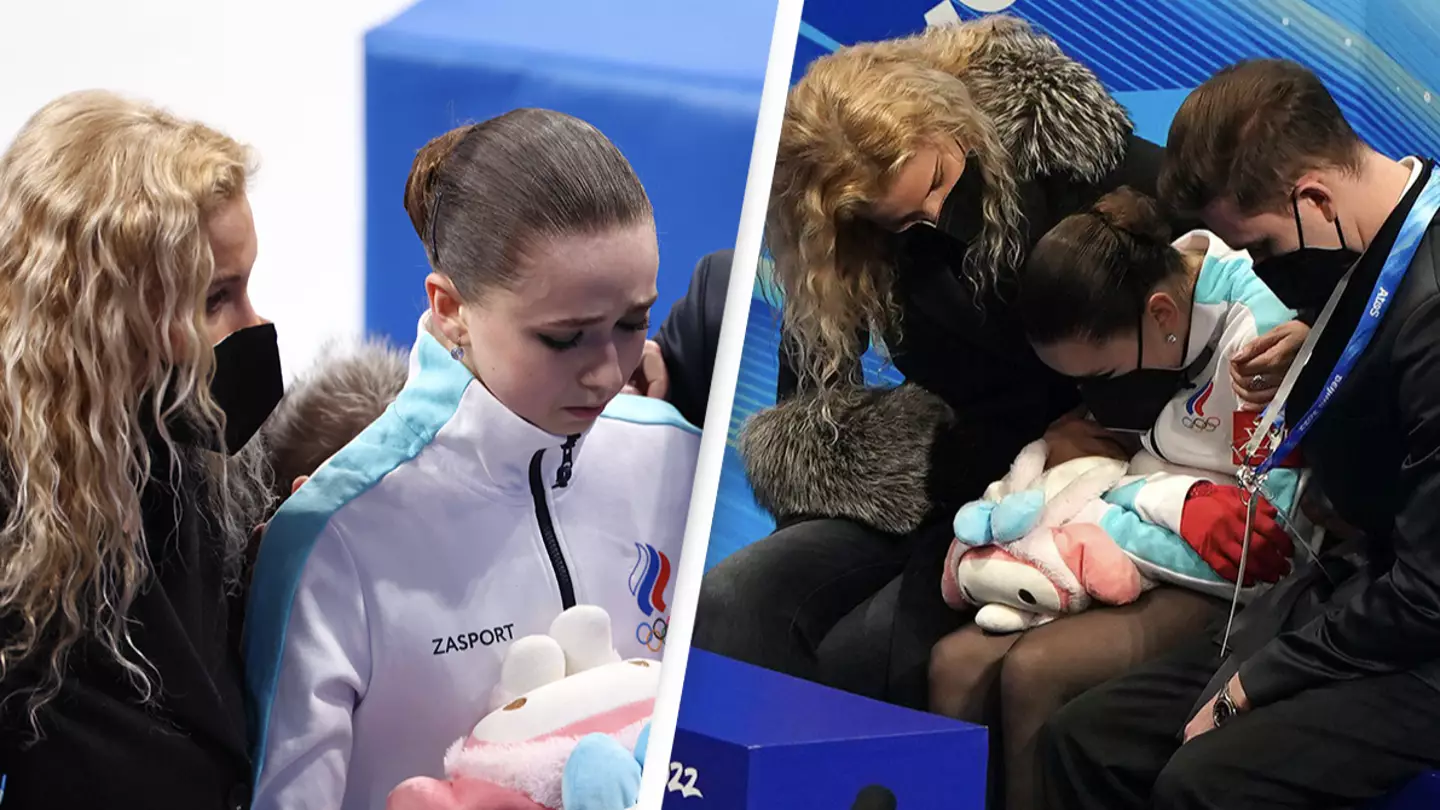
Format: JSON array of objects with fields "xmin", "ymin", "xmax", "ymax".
[
  {"xmin": 159, "ymin": 322, "xmax": 285, "ymax": 455},
  {"xmin": 1251, "ymin": 196, "xmax": 1360, "ymax": 311},
  {"xmin": 1076, "ymin": 314, "xmax": 1215, "ymax": 434},
  {"xmin": 933, "ymin": 152, "xmax": 987, "ymax": 246}
]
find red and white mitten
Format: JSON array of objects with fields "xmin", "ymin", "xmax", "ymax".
[{"xmin": 1178, "ymin": 482, "xmax": 1293, "ymax": 585}]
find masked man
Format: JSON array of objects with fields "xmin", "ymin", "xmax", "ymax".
[{"xmin": 1039, "ymin": 58, "xmax": 1440, "ymax": 810}]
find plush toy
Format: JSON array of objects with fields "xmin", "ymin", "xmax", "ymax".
[
  {"xmin": 941, "ymin": 441, "xmax": 1143, "ymax": 632},
  {"xmin": 941, "ymin": 439, "xmax": 1302, "ymax": 632},
  {"xmin": 387, "ymin": 606, "xmax": 659, "ymax": 810}
]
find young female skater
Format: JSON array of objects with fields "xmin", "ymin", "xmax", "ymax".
[{"xmin": 245, "ymin": 109, "xmax": 700, "ymax": 810}]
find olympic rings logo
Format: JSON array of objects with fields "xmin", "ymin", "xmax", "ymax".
[
  {"xmin": 637, "ymin": 617, "xmax": 668, "ymax": 652},
  {"xmin": 1182, "ymin": 416, "xmax": 1222, "ymax": 432}
]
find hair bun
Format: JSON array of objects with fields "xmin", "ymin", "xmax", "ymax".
[
  {"xmin": 403, "ymin": 125, "xmax": 473, "ymax": 249},
  {"xmin": 1090, "ymin": 186, "xmax": 1171, "ymax": 246}
]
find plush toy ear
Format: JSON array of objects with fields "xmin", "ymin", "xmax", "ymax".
[
  {"xmin": 1052, "ymin": 524, "xmax": 1143, "ymax": 605},
  {"xmin": 550, "ymin": 605, "xmax": 622, "ymax": 675},
  {"xmin": 986, "ymin": 439, "xmax": 1049, "ymax": 501},
  {"xmin": 490, "ymin": 635, "xmax": 567, "ymax": 712},
  {"xmin": 1012, "ymin": 440, "xmax": 1050, "ymax": 487},
  {"xmin": 1037, "ymin": 460, "xmax": 1126, "ymax": 529}
]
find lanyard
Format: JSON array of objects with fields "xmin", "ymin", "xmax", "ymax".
[
  {"xmin": 1241, "ymin": 169, "xmax": 1440, "ymax": 474},
  {"xmin": 1220, "ymin": 168, "xmax": 1440, "ymax": 656}
]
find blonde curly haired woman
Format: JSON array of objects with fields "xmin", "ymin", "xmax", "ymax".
[
  {"xmin": 0, "ymin": 91, "xmax": 280, "ymax": 810},
  {"xmin": 693, "ymin": 17, "xmax": 1309, "ymax": 810}
]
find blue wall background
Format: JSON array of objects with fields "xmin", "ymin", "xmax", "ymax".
[
  {"xmin": 798, "ymin": 0, "xmax": 1440, "ymax": 161},
  {"xmin": 706, "ymin": 0, "xmax": 1440, "ymax": 571},
  {"xmin": 362, "ymin": 0, "xmax": 775, "ymax": 355}
]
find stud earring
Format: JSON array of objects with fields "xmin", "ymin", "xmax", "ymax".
[
  {"xmin": 450, "ymin": 345, "xmax": 465, "ymax": 361},
  {"xmin": 1165, "ymin": 334, "xmax": 1178, "ymax": 344}
]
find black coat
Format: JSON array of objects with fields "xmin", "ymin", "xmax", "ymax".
[
  {"xmin": 1232, "ymin": 159, "xmax": 1440, "ymax": 705},
  {"xmin": 0, "ymin": 437, "xmax": 253, "ymax": 810},
  {"xmin": 655, "ymin": 249, "xmax": 732, "ymax": 429}
]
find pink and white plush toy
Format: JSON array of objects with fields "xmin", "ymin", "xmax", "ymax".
[
  {"xmin": 940, "ymin": 440, "xmax": 1148, "ymax": 633},
  {"xmin": 387, "ymin": 606, "xmax": 659, "ymax": 810},
  {"xmin": 941, "ymin": 437, "xmax": 1302, "ymax": 633}
]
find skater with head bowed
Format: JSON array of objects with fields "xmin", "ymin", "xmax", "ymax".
[{"xmin": 245, "ymin": 108, "xmax": 699, "ymax": 810}]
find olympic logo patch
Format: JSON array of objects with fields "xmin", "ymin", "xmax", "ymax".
[
  {"xmin": 637, "ymin": 616, "xmax": 668, "ymax": 652},
  {"xmin": 1186, "ymin": 380, "xmax": 1214, "ymax": 418},
  {"xmin": 629, "ymin": 543, "xmax": 672, "ymax": 651},
  {"xmin": 1180, "ymin": 380, "xmax": 1220, "ymax": 431}
]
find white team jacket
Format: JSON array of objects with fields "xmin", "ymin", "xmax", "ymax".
[
  {"xmin": 242, "ymin": 318, "xmax": 700, "ymax": 810},
  {"xmin": 1136, "ymin": 229, "xmax": 1297, "ymax": 476},
  {"xmin": 1107, "ymin": 229, "xmax": 1307, "ymax": 596}
]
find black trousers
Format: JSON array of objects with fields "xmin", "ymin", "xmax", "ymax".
[
  {"xmin": 1039, "ymin": 632, "xmax": 1440, "ymax": 809},
  {"xmin": 692, "ymin": 517, "xmax": 963, "ymax": 709}
]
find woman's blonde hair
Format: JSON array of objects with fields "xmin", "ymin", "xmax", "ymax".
[
  {"xmin": 0, "ymin": 90, "xmax": 259, "ymax": 726},
  {"xmin": 768, "ymin": 19, "xmax": 1027, "ymax": 390}
]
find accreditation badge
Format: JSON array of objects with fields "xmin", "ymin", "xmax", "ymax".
[{"xmin": 1232, "ymin": 409, "xmax": 1304, "ymax": 468}]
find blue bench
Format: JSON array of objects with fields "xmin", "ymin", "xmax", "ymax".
[
  {"xmin": 670, "ymin": 650, "xmax": 988, "ymax": 809},
  {"xmin": 1377, "ymin": 771, "xmax": 1440, "ymax": 809}
]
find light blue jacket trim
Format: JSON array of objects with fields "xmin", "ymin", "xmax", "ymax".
[
  {"xmin": 1260, "ymin": 468, "xmax": 1302, "ymax": 518},
  {"xmin": 1191, "ymin": 250, "xmax": 1303, "ymax": 518},
  {"xmin": 1096, "ymin": 502, "xmax": 1228, "ymax": 585},
  {"xmin": 601, "ymin": 393, "xmax": 701, "ymax": 436},
  {"xmin": 242, "ymin": 330, "xmax": 473, "ymax": 785},
  {"xmin": 1104, "ymin": 479, "xmax": 1146, "ymax": 511},
  {"xmin": 1193, "ymin": 252, "xmax": 1297, "ymax": 336}
]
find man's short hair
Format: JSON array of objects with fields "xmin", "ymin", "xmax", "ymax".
[
  {"xmin": 262, "ymin": 337, "xmax": 409, "ymax": 501},
  {"xmin": 1159, "ymin": 59, "xmax": 1365, "ymax": 218}
]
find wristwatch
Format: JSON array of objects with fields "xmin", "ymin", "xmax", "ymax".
[{"xmin": 1212, "ymin": 683, "xmax": 1239, "ymax": 728}]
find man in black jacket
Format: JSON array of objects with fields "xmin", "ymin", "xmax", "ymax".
[
  {"xmin": 654, "ymin": 249, "xmax": 732, "ymax": 429},
  {"xmin": 1039, "ymin": 58, "xmax": 1440, "ymax": 809},
  {"xmin": 627, "ymin": 249, "xmax": 732, "ymax": 429}
]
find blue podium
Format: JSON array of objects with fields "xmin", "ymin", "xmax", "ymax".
[
  {"xmin": 1378, "ymin": 771, "xmax": 1440, "ymax": 809},
  {"xmin": 363, "ymin": 0, "xmax": 775, "ymax": 348},
  {"xmin": 669, "ymin": 651, "xmax": 988, "ymax": 809}
]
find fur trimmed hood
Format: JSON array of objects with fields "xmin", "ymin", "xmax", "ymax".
[
  {"xmin": 739, "ymin": 383, "xmax": 956, "ymax": 536},
  {"xmin": 261, "ymin": 337, "xmax": 409, "ymax": 496},
  {"xmin": 741, "ymin": 19, "xmax": 1133, "ymax": 536},
  {"xmin": 962, "ymin": 16, "xmax": 1132, "ymax": 184}
]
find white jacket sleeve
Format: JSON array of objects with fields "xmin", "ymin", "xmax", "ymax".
[
  {"xmin": 248, "ymin": 524, "xmax": 371, "ymax": 810},
  {"xmin": 1104, "ymin": 470, "xmax": 1206, "ymax": 536}
]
